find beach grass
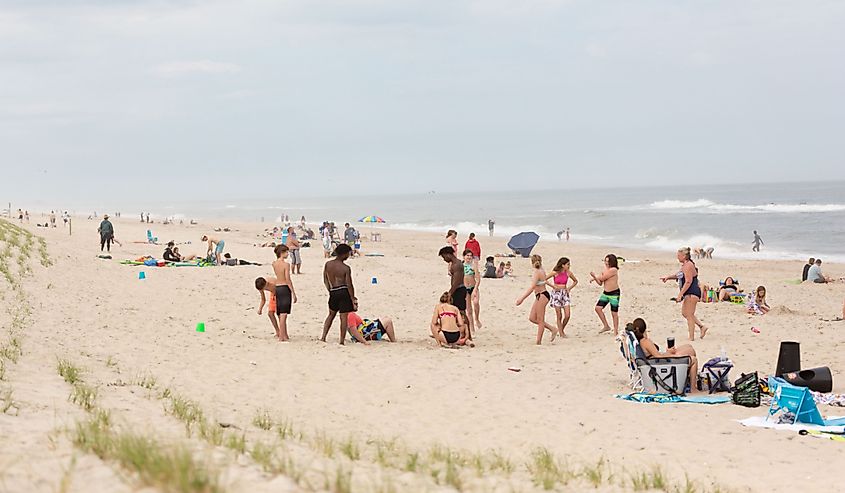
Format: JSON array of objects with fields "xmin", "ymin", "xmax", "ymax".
[
  {"xmin": 252, "ymin": 409, "xmax": 273, "ymax": 431},
  {"xmin": 57, "ymin": 359, "xmax": 82, "ymax": 384},
  {"xmin": 1, "ymin": 386, "xmax": 15, "ymax": 414},
  {"xmin": 70, "ymin": 383, "xmax": 98, "ymax": 412},
  {"xmin": 73, "ymin": 412, "xmax": 221, "ymax": 493}
]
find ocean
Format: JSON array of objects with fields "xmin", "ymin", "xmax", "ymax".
[{"xmin": 38, "ymin": 180, "xmax": 845, "ymax": 262}]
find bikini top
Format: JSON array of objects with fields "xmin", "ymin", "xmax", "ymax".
[
  {"xmin": 553, "ymin": 270, "xmax": 569, "ymax": 285},
  {"xmin": 439, "ymin": 311, "xmax": 457, "ymax": 319},
  {"xmin": 463, "ymin": 263, "xmax": 475, "ymax": 276}
]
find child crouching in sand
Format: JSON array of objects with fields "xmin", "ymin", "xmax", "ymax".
[{"xmin": 431, "ymin": 292, "xmax": 473, "ymax": 348}]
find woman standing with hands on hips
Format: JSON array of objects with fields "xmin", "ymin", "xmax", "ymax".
[
  {"xmin": 661, "ymin": 247, "xmax": 708, "ymax": 341},
  {"xmin": 546, "ymin": 257, "xmax": 578, "ymax": 338}
]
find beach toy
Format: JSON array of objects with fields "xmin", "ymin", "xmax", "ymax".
[
  {"xmin": 138, "ymin": 271, "xmax": 146, "ymax": 280},
  {"xmin": 784, "ymin": 367, "xmax": 833, "ymax": 393},
  {"xmin": 775, "ymin": 341, "xmax": 800, "ymax": 377},
  {"xmin": 372, "ymin": 277, "xmax": 377, "ymax": 284},
  {"xmin": 196, "ymin": 322, "xmax": 205, "ymax": 333},
  {"xmin": 751, "ymin": 327, "xmax": 760, "ymax": 334}
]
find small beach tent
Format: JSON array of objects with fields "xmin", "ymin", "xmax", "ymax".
[
  {"xmin": 507, "ymin": 232, "xmax": 540, "ymax": 258},
  {"xmin": 359, "ymin": 216, "xmax": 386, "ymax": 223}
]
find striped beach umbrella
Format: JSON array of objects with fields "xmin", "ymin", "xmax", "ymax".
[{"xmin": 358, "ymin": 216, "xmax": 386, "ymax": 223}]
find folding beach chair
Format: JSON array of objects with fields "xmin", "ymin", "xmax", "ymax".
[
  {"xmin": 766, "ymin": 377, "xmax": 825, "ymax": 425},
  {"xmin": 147, "ymin": 230, "xmax": 158, "ymax": 244},
  {"xmin": 620, "ymin": 331, "xmax": 643, "ymax": 392}
]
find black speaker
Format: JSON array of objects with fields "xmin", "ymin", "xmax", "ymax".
[
  {"xmin": 784, "ymin": 367, "xmax": 833, "ymax": 393},
  {"xmin": 775, "ymin": 341, "xmax": 800, "ymax": 377}
]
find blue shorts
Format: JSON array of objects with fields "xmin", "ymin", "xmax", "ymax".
[{"xmin": 215, "ymin": 240, "xmax": 225, "ymax": 254}]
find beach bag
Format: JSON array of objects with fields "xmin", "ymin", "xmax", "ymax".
[
  {"xmin": 732, "ymin": 372, "xmax": 761, "ymax": 407},
  {"xmin": 143, "ymin": 258, "xmax": 157, "ymax": 266}
]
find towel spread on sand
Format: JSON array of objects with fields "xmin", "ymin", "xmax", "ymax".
[
  {"xmin": 615, "ymin": 393, "xmax": 731, "ymax": 404},
  {"xmin": 738, "ymin": 416, "xmax": 845, "ymax": 433}
]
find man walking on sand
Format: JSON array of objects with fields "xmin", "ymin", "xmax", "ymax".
[
  {"xmin": 201, "ymin": 235, "xmax": 225, "ymax": 265},
  {"xmin": 98, "ymin": 214, "xmax": 114, "ymax": 252},
  {"xmin": 439, "ymin": 246, "xmax": 471, "ymax": 341},
  {"xmin": 321, "ymin": 244, "xmax": 368, "ymax": 345},
  {"xmin": 271, "ymin": 245, "xmax": 296, "ymax": 341},
  {"xmin": 287, "ymin": 227, "xmax": 302, "ymax": 274},
  {"xmin": 752, "ymin": 230, "xmax": 763, "ymax": 252},
  {"xmin": 488, "ymin": 219, "xmax": 495, "ymax": 237}
]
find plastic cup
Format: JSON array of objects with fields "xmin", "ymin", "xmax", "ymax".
[
  {"xmin": 196, "ymin": 322, "xmax": 205, "ymax": 333},
  {"xmin": 138, "ymin": 271, "xmax": 146, "ymax": 280},
  {"xmin": 667, "ymin": 337, "xmax": 675, "ymax": 349},
  {"xmin": 371, "ymin": 277, "xmax": 377, "ymax": 284}
]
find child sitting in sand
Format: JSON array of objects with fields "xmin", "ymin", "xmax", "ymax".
[
  {"xmin": 747, "ymin": 285, "xmax": 770, "ymax": 315},
  {"xmin": 504, "ymin": 261, "xmax": 513, "ymax": 277}
]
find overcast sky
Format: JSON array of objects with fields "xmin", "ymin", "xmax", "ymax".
[{"xmin": 1, "ymin": 0, "xmax": 843, "ymax": 205}]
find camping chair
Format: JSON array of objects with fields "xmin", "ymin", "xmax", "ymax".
[
  {"xmin": 147, "ymin": 230, "xmax": 158, "ymax": 244},
  {"xmin": 701, "ymin": 357, "xmax": 733, "ymax": 394}
]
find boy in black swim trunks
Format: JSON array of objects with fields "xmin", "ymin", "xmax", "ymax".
[
  {"xmin": 271, "ymin": 244, "xmax": 296, "ymax": 341},
  {"xmin": 321, "ymin": 244, "xmax": 368, "ymax": 345},
  {"xmin": 439, "ymin": 246, "xmax": 471, "ymax": 340}
]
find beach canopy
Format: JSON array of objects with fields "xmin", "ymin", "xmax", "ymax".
[
  {"xmin": 359, "ymin": 216, "xmax": 386, "ymax": 223},
  {"xmin": 507, "ymin": 231, "xmax": 540, "ymax": 258}
]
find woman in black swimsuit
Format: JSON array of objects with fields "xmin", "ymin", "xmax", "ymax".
[
  {"xmin": 661, "ymin": 247, "xmax": 708, "ymax": 341},
  {"xmin": 516, "ymin": 255, "xmax": 558, "ymax": 345}
]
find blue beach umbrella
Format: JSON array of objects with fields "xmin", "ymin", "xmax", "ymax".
[{"xmin": 507, "ymin": 232, "xmax": 540, "ymax": 258}]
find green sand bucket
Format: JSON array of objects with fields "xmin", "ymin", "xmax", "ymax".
[{"xmin": 196, "ymin": 322, "xmax": 205, "ymax": 333}]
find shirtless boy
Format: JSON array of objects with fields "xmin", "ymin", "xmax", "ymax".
[
  {"xmin": 271, "ymin": 244, "xmax": 296, "ymax": 341},
  {"xmin": 321, "ymin": 244, "xmax": 367, "ymax": 345},
  {"xmin": 254, "ymin": 276, "xmax": 281, "ymax": 337},
  {"xmin": 201, "ymin": 235, "xmax": 225, "ymax": 265},
  {"xmin": 590, "ymin": 253, "xmax": 621, "ymax": 335},
  {"xmin": 439, "ymin": 246, "xmax": 471, "ymax": 340}
]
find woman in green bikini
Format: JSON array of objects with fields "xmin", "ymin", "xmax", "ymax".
[{"xmin": 462, "ymin": 249, "xmax": 481, "ymax": 334}]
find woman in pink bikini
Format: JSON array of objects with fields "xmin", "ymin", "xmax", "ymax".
[
  {"xmin": 546, "ymin": 257, "xmax": 579, "ymax": 337},
  {"xmin": 430, "ymin": 292, "xmax": 469, "ymax": 348}
]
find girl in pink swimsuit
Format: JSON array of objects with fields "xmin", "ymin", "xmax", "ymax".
[{"xmin": 546, "ymin": 257, "xmax": 579, "ymax": 337}]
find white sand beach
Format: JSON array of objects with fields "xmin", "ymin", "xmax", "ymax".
[{"xmin": 1, "ymin": 217, "xmax": 844, "ymax": 492}]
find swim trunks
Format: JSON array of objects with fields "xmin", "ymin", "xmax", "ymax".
[
  {"xmin": 451, "ymin": 286, "xmax": 468, "ymax": 312},
  {"xmin": 268, "ymin": 292, "xmax": 276, "ymax": 313},
  {"xmin": 550, "ymin": 289, "xmax": 571, "ymax": 308},
  {"xmin": 274, "ymin": 285, "xmax": 292, "ymax": 315},
  {"xmin": 289, "ymin": 249, "xmax": 301, "ymax": 265},
  {"xmin": 215, "ymin": 240, "xmax": 225, "ymax": 254},
  {"xmin": 329, "ymin": 286, "xmax": 355, "ymax": 313},
  {"xmin": 596, "ymin": 289, "xmax": 620, "ymax": 312}
]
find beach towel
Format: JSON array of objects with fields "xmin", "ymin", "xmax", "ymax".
[
  {"xmin": 738, "ymin": 415, "xmax": 845, "ymax": 433},
  {"xmin": 615, "ymin": 393, "xmax": 730, "ymax": 404}
]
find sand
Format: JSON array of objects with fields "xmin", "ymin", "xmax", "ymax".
[{"xmin": 1, "ymin": 216, "xmax": 843, "ymax": 492}]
